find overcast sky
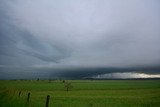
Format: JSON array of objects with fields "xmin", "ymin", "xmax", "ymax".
[{"xmin": 0, "ymin": 0, "xmax": 160, "ymax": 79}]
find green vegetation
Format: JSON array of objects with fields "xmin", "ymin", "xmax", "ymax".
[{"xmin": 0, "ymin": 80, "xmax": 160, "ymax": 107}]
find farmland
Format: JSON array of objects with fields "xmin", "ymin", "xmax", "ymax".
[{"xmin": 0, "ymin": 80, "xmax": 160, "ymax": 107}]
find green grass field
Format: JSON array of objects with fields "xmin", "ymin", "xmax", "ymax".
[{"xmin": 0, "ymin": 80, "xmax": 160, "ymax": 107}]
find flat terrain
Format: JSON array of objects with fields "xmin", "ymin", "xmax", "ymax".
[{"xmin": 0, "ymin": 80, "xmax": 160, "ymax": 107}]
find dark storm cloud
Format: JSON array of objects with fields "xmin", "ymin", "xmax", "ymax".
[
  {"xmin": 0, "ymin": 23, "xmax": 66, "ymax": 65},
  {"xmin": 0, "ymin": 0, "xmax": 160, "ymax": 79},
  {"xmin": 0, "ymin": 2, "xmax": 69, "ymax": 66}
]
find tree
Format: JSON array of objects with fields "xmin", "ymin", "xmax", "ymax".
[{"xmin": 64, "ymin": 82, "xmax": 72, "ymax": 91}]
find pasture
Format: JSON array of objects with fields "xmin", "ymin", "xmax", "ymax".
[{"xmin": 0, "ymin": 80, "xmax": 160, "ymax": 107}]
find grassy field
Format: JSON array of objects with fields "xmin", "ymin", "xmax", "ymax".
[{"xmin": 0, "ymin": 80, "xmax": 160, "ymax": 107}]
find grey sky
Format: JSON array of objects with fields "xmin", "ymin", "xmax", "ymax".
[{"xmin": 0, "ymin": 0, "xmax": 160, "ymax": 79}]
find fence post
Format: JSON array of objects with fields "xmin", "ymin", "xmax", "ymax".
[
  {"xmin": 27, "ymin": 93, "xmax": 30, "ymax": 103},
  {"xmin": 19, "ymin": 91, "xmax": 21, "ymax": 97},
  {"xmin": 45, "ymin": 95, "xmax": 50, "ymax": 107}
]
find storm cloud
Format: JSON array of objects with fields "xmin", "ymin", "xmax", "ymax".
[{"xmin": 0, "ymin": 0, "xmax": 160, "ymax": 79}]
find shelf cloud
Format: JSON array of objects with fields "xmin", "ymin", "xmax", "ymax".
[{"xmin": 0, "ymin": 0, "xmax": 160, "ymax": 79}]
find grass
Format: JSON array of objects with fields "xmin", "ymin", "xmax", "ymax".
[{"xmin": 0, "ymin": 80, "xmax": 160, "ymax": 107}]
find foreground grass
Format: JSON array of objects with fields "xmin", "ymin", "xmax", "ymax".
[{"xmin": 0, "ymin": 80, "xmax": 160, "ymax": 107}]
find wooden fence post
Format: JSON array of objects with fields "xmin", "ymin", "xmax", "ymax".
[
  {"xmin": 27, "ymin": 93, "xmax": 30, "ymax": 103},
  {"xmin": 19, "ymin": 91, "xmax": 21, "ymax": 97},
  {"xmin": 45, "ymin": 95, "xmax": 50, "ymax": 107}
]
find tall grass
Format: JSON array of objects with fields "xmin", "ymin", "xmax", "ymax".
[{"xmin": 0, "ymin": 80, "xmax": 160, "ymax": 107}]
